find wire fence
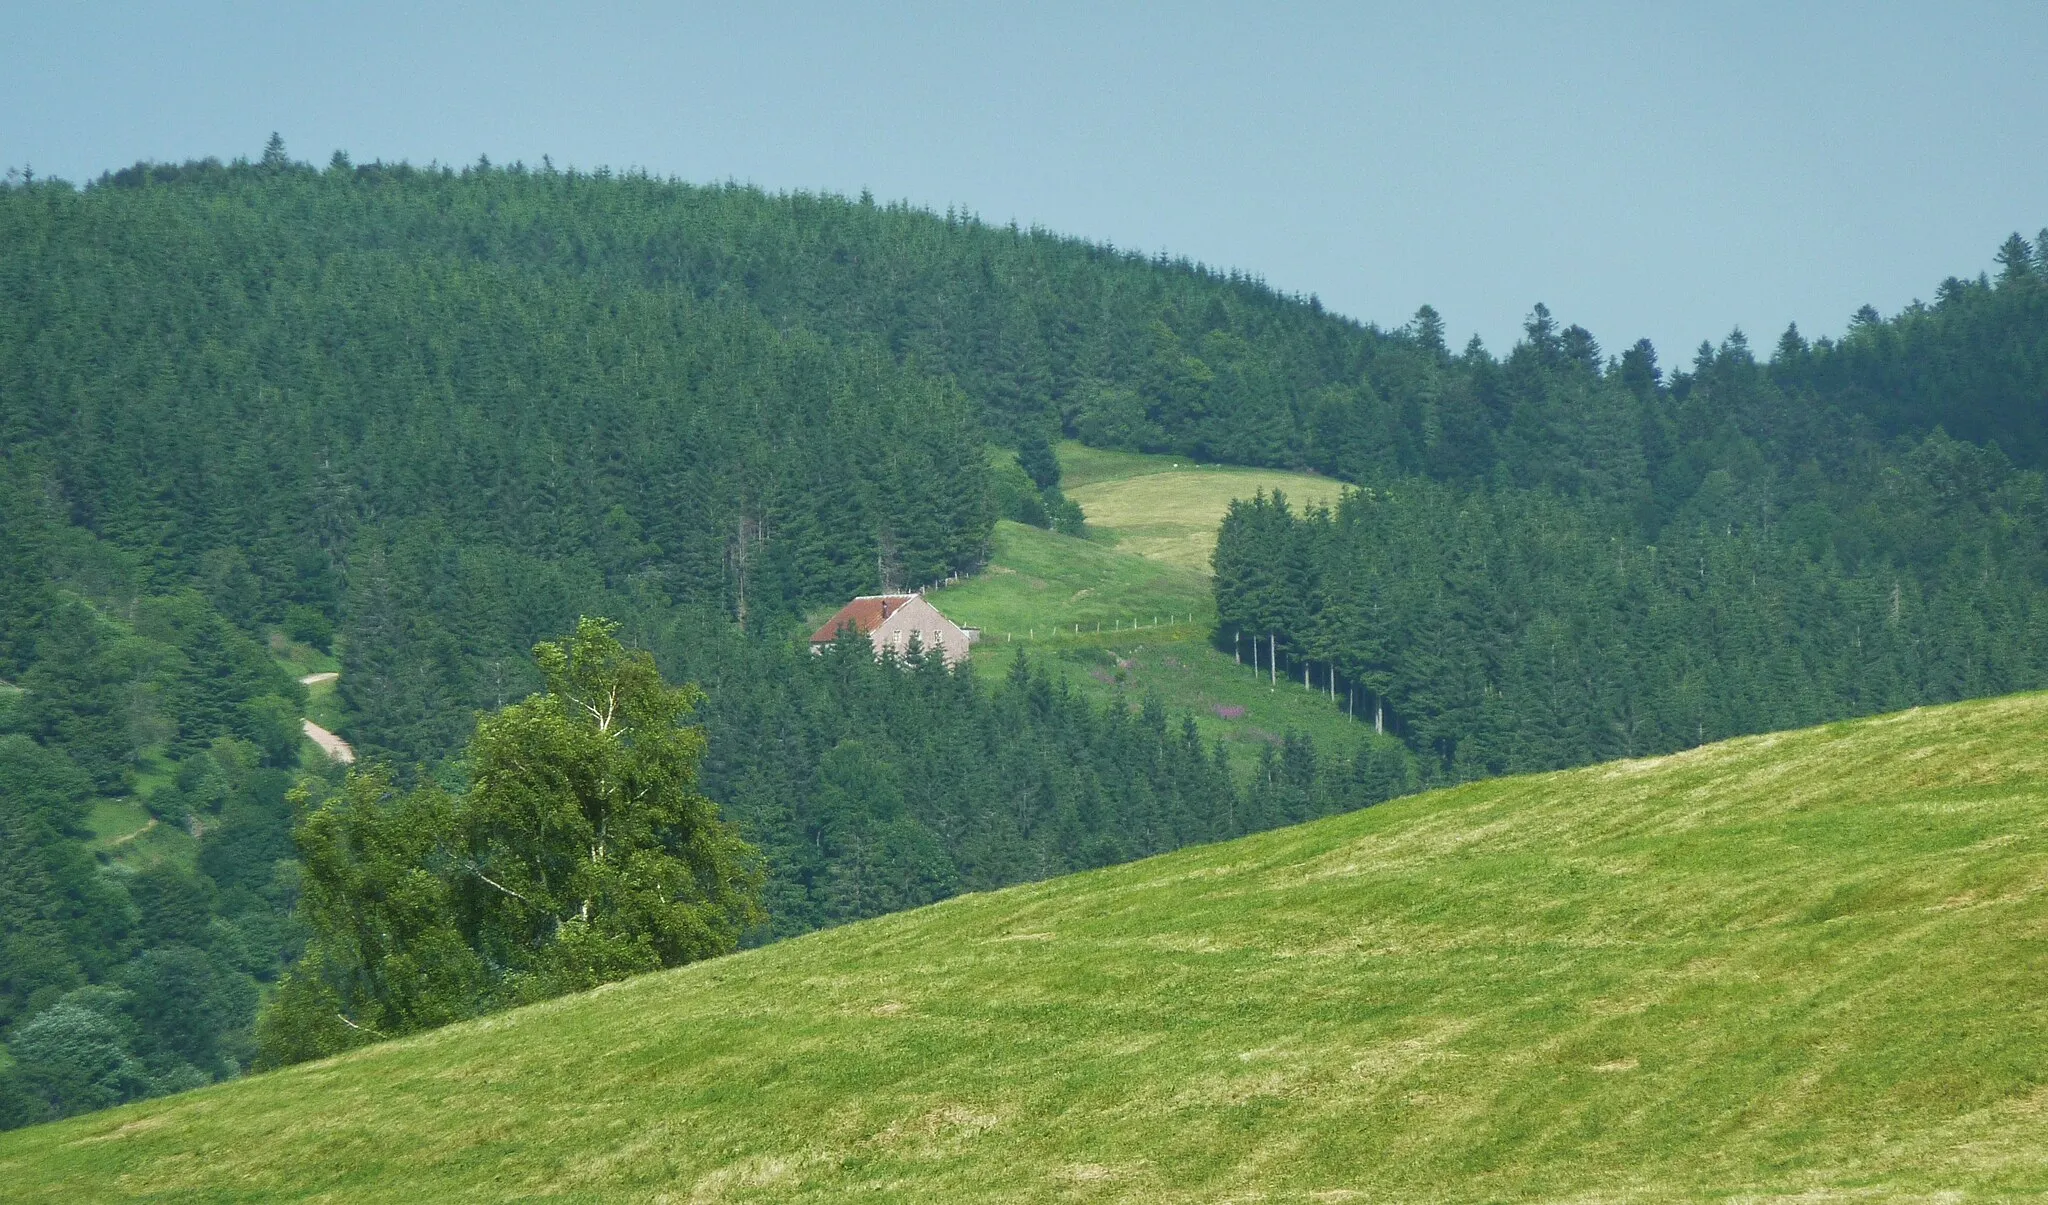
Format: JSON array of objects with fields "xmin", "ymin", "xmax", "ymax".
[{"xmin": 980, "ymin": 615, "xmax": 1211, "ymax": 644}]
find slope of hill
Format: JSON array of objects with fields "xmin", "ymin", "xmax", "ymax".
[
  {"xmin": 933, "ymin": 444, "xmax": 1380, "ymax": 770},
  {"xmin": 7, "ymin": 692, "xmax": 2045, "ymax": 1201},
  {"xmin": 7, "ymin": 148, "xmax": 2047, "ymax": 1155},
  {"xmin": 7, "ymin": 159, "xmax": 2047, "ymax": 786}
]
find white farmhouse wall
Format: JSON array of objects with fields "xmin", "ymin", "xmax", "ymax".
[{"xmin": 870, "ymin": 594, "xmax": 975, "ymax": 666}]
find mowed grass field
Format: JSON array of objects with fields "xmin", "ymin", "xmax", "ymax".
[
  {"xmin": 1058, "ymin": 442, "xmax": 1345, "ymax": 573},
  {"xmin": 9, "ymin": 693, "xmax": 2048, "ymax": 1201}
]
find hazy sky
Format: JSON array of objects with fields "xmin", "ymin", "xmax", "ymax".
[{"xmin": 6, "ymin": 2, "xmax": 2044, "ymax": 360}]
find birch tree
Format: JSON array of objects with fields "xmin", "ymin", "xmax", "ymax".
[
  {"xmin": 460, "ymin": 617, "xmax": 763, "ymax": 998},
  {"xmin": 258, "ymin": 618, "xmax": 761, "ymax": 1068}
]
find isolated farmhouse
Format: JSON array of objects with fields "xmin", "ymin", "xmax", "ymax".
[{"xmin": 809, "ymin": 593, "xmax": 979, "ymax": 666}]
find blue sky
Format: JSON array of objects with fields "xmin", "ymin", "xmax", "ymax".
[{"xmin": 5, "ymin": 2, "xmax": 2044, "ymax": 360}]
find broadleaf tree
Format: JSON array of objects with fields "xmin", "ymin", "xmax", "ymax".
[
  {"xmin": 462, "ymin": 617, "xmax": 765, "ymax": 998},
  {"xmin": 257, "ymin": 619, "xmax": 762, "ymax": 1067}
]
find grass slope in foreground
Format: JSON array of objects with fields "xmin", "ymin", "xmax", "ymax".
[{"xmin": 8, "ymin": 695, "xmax": 2048, "ymax": 1200}]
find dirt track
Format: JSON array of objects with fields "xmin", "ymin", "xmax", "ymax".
[
  {"xmin": 302, "ymin": 719, "xmax": 354, "ymax": 763},
  {"xmin": 298, "ymin": 672, "xmax": 354, "ymax": 762}
]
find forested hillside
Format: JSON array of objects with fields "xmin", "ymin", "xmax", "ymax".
[
  {"xmin": 0, "ymin": 480, "xmax": 312, "ymax": 1125},
  {"xmin": 2, "ymin": 142, "xmax": 2045, "ymax": 1129},
  {"xmin": 1212, "ymin": 248, "xmax": 2048, "ymax": 778},
  {"xmin": 0, "ymin": 173, "xmax": 991, "ymax": 761},
  {"xmin": 0, "ymin": 144, "xmax": 1406, "ymax": 1128},
  {"xmin": 8, "ymin": 153, "xmax": 2044, "ymax": 767}
]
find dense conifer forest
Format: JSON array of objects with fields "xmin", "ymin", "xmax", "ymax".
[
  {"xmin": 1, "ymin": 142, "xmax": 2043, "ymax": 1126},
  {"xmin": 1212, "ymin": 249, "xmax": 2048, "ymax": 778},
  {"xmin": 0, "ymin": 145, "xmax": 1398, "ymax": 1125}
]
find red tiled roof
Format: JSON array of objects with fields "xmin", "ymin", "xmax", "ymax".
[{"xmin": 809, "ymin": 595, "xmax": 912, "ymax": 643}]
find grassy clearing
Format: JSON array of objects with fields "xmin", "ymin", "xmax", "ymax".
[
  {"xmin": 1059, "ymin": 441, "xmax": 1344, "ymax": 573},
  {"xmin": 267, "ymin": 631, "xmax": 339, "ymax": 680},
  {"xmin": 9, "ymin": 693, "xmax": 2048, "ymax": 1200},
  {"xmin": 81, "ymin": 749, "xmax": 197, "ymax": 873},
  {"xmin": 270, "ymin": 630, "xmax": 347, "ymax": 762},
  {"xmin": 931, "ymin": 443, "xmax": 1369, "ymax": 761},
  {"xmin": 1055, "ymin": 442, "xmax": 1191, "ymax": 488},
  {"xmin": 936, "ymin": 520, "xmax": 1213, "ymax": 638},
  {"xmin": 83, "ymin": 798, "xmax": 152, "ymax": 847},
  {"xmin": 933, "ymin": 522, "xmax": 1366, "ymax": 760},
  {"xmin": 300, "ymin": 675, "xmax": 343, "ymax": 734},
  {"xmin": 84, "ymin": 797, "xmax": 192, "ymax": 872}
]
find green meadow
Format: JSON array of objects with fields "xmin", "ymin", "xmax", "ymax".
[
  {"xmin": 82, "ymin": 795, "xmax": 184, "ymax": 871},
  {"xmin": 1058, "ymin": 441, "xmax": 1345, "ymax": 573},
  {"xmin": 935, "ymin": 445, "xmax": 1370, "ymax": 765},
  {"xmin": 932, "ymin": 519, "xmax": 1214, "ymax": 640},
  {"xmin": 7, "ymin": 692, "xmax": 2046, "ymax": 1200},
  {"xmin": 299, "ymin": 674, "xmax": 343, "ymax": 735}
]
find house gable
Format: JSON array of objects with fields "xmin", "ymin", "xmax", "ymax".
[{"xmin": 808, "ymin": 593, "xmax": 976, "ymax": 665}]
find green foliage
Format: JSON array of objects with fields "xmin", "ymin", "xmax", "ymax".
[
  {"xmin": 0, "ymin": 469, "xmax": 54, "ymax": 679},
  {"xmin": 1015, "ymin": 435, "xmax": 1062, "ymax": 494},
  {"xmin": 5, "ymin": 151, "xmax": 2047, "ymax": 1139},
  {"xmin": 0, "ymin": 991, "xmax": 154, "ymax": 1125},
  {"xmin": 259, "ymin": 620, "xmax": 763, "ymax": 1066},
  {"xmin": 1075, "ymin": 383, "xmax": 1165, "ymax": 451},
  {"xmin": 1207, "ymin": 245, "xmax": 2048, "ymax": 781},
  {"xmin": 813, "ymin": 741, "xmax": 957, "ymax": 921},
  {"xmin": 464, "ymin": 618, "xmax": 763, "ymax": 995},
  {"xmin": 126, "ymin": 865, "xmax": 213, "ymax": 951},
  {"xmin": 1215, "ymin": 422, "xmax": 2048, "ymax": 779},
  {"xmin": 0, "ymin": 746, "xmax": 131, "ymax": 1037},
  {"xmin": 3, "ymin": 166, "xmax": 1000, "ymax": 763},
  {"xmin": 987, "ymin": 450, "xmax": 1051, "ymax": 528},
  {"xmin": 989, "ymin": 440, "xmax": 1085, "ymax": 536},
  {"xmin": 6, "ymin": 156, "xmax": 2038, "ymax": 790},
  {"xmin": 238, "ymin": 696, "xmax": 304, "ymax": 769},
  {"xmin": 115, "ymin": 947, "xmax": 255, "ymax": 1078},
  {"xmin": 0, "ymin": 499, "xmax": 304, "ymax": 1129},
  {"xmin": 281, "ymin": 605, "xmax": 334, "ymax": 653},
  {"xmin": 258, "ymin": 769, "xmax": 488, "ymax": 1065},
  {"xmin": 1787, "ymin": 235, "xmax": 2048, "ymax": 465}
]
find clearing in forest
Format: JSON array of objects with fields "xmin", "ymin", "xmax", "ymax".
[
  {"xmin": 933, "ymin": 444, "xmax": 1367, "ymax": 763},
  {"xmin": 7, "ymin": 692, "xmax": 2047, "ymax": 1200},
  {"xmin": 1057, "ymin": 442, "xmax": 1344, "ymax": 572}
]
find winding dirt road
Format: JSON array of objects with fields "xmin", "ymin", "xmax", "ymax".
[{"xmin": 298, "ymin": 672, "xmax": 355, "ymax": 764}]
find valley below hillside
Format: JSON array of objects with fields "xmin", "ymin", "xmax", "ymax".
[{"xmin": 7, "ymin": 692, "xmax": 2046, "ymax": 1201}]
